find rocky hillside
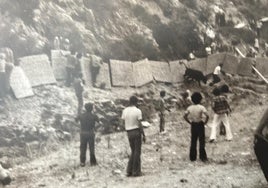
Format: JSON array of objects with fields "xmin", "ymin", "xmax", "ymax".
[{"xmin": 0, "ymin": 0, "xmax": 268, "ymax": 61}]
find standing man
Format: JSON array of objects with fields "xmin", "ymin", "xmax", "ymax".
[
  {"xmin": 76, "ymin": 103, "xmax": 99, "ymax": 167},
  {"xmin": 157, "ymin": 90, "xmax": 170, "ymax": 133},
  {"xmin": 184, "ymin": 92, "xmax": 209, "ymax": 162},
  {"xmin": 209, "ymin": 88, "xmax": 233, "ymax": 143},
  {"xmin": 210, "ymin": 63, "xmax": 224, "ymax": 86},
  {"xmin": 121, "ymin": 96, "xmax": 146, "ymax": 177}
]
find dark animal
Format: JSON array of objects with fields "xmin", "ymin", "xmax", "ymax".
[
  {"xmin": 183, "ymin": 68, "xmax": 207, "ymax": 86},
  {"xmin": 180, "ymin": 61, "xmax": 207, "ymax": 86}
]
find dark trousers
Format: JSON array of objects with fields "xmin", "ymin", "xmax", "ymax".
[
  {"xmin": 127, "ymin": 129, "xmax": 142, "ymax": 176},
  {"xmin": 190, "ymin": 122, "xmax": 207, "ymax": 161},
  {"xmin": 210, "ymin": 74, "xmax": 221, "ymax": 86},
  {"xmin": 159, "ymin": 113, "xmax": 165, "ymax": 132},
  {"xmin": 80, "ymin": 133, "xmax": 97, "ymax": 165}
]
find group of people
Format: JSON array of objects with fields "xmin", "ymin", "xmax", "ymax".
[{"xmin": 76, "ymin": 80, "xmax": 232, "ymax": 178}]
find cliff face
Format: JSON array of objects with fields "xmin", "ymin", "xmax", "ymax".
[{"xmin": 0, "ymin": 0, "xmax": 268, "ymax": 61}]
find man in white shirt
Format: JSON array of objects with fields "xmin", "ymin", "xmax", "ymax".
[
  {"xmin": 210, "ymin": 63, "xmax": 224, "ymax": 86},
  {"xmin": 121, "ymin": 96, "xmax": 146, "ymax": 177}
]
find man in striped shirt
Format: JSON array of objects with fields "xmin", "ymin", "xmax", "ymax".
[{"xmin": 209, "ymin": 88, "xmax": 233, "ymax": 142}]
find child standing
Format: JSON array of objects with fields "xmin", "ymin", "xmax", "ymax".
[{"xmin": 184, "ymin": 92, "xmax": 209, "ymax": 162}]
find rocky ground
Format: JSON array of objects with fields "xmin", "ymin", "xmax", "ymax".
[{"xmin": 0, "ymin": 78, "xmax": 268, "ymax": 188}]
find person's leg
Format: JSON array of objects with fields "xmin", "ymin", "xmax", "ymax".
[
  {"xmin": 199, "ymin": 123, "xmax": 208, "ymax": 161},
  {"xmin": 80, "ymin": 134, "xmax": 88, "ymax": 166},
  {"xmin": 190, "ymin": 123, "xmax": 198, "ymax": 161},
  {"xmin": 127, "ymin": 131, "xmax": 135, "ymax": 176},
  {"xmin": 89, "ymin": 133, "xmax": 97, "ymax": 165},
  {"xmin": 221, "ymin": 114, "xmax": 233, "ymax": 140},
  {"xmin": 209, "ymin": 114, "xmax": 220, "ymax": 141},
  {"xmin": 159, "ymin": 113, "xmax": 165, "ymax": 132},
  {"xmin": 132, "ymin": 131, "xmax": 142, "ymax": 176}
]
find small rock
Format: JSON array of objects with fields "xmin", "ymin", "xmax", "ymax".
[
  {"xmin": 180, "ymin": 178, "xmax": 188, "ymax": 183},
  {"xmin": 113, "ymin": 169, "xmax": 122, "ymax": 175}
]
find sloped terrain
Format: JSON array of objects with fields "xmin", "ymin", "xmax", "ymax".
[
  {"xmin": 0, "ymin": 78, "xmax": 267, "ymax": 187},
  {"xmin": 4, "ymin": 84, "xmax": 268, "ymax": 188}
]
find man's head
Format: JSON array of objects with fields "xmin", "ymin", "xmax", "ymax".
[
  {"xmin": 191, "ymin": 92, "xmax": 203, "ymax": 104},
  {"xmin": 1, "ymin": 176, "xmax": 11, "ymax": 185},
  {"xmin": 129, "ymin": 96, "xmax": 138, "ymax": 106},
  {"xmin": 85, "ymin": 102, "xmax": 93, "ymax": 112},
  {"xmin": 160, "ymin": 90, "xmax": 166, "ymax": 98},
  {"xmin": 0, "ymin": 53, "xmax": 6, "ymax": 60},
  {"xmin": 220, "ymin": 84, "xmax": 229, "ymax": 93},
  {"xmin": 76, "ymin": 53, "xmax": 82, "ymax": 59},
  {"xmin": 219, "ymin": 63, "xmax": 223, "ymax": 67},
  {"xmin": 212, "ymin": 88, "xmax": 221, "ymax": 96}
]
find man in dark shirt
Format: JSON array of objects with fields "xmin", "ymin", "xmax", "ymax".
[{"xmin": 76, "ymin": 103, "xmax": 99, "ymax": 167}]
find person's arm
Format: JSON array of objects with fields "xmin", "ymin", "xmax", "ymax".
[
  {"xmin": 137, "ymin": 110, "xmax": 146, "ymax": 143},
  {"xmin": 183, "ymin": 111, "xmax": 191, "ymax": 125},
  {"xmin": 203, "ymin": 112, "xmax": 209, "ymax": 125}
]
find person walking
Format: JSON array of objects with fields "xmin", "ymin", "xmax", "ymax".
[
  {"xmin": 184, "ymin": 92, "xmax": 209, "ymax": 162},
  {"xmin": 121, "ymin": 96, "xmax": 146, "ymax": 177},
  {"xmin": 209, "ymin": 88, "xmax": 233, "ymax": 143},
  {"xmin": 76, "ymin": 103, "xmax": 99, "ymax": 167}
]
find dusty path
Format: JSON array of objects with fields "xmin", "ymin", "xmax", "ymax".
[{"xmin": 7, "ymin": 103, "xmax": 268, "ymax": 188}]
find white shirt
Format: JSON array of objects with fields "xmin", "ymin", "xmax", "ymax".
[
  {"xmin": 213, "ymin": 65, "xmax": 221, "ymax": 75},
  {"xmin": 0, "ymin": 60, "xmax": 6, "ymax": 73},
  {"xmin": 121, "ymin": 106, "xmax": 142, "ymax": 131},
  {"xmin": 185, "ymin": 104, "xmax": 208, "ymax": 123},
  {"xmin": 0, "ymin": 164, "xmax": 10, "ymax": 180}
]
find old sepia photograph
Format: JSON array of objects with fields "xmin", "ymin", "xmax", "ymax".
[{"xmin": 0, "ymin": 0, "xmax": 268, "ymax": 187}]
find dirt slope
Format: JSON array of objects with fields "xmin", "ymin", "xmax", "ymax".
[{"xmin": 5, "ymin": 84, "xmax": 268, "ymax": 188}]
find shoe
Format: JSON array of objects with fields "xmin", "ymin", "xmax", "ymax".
[
  {"xmin": 209, "ymin": 139, "xmax": 215, "ymax": 143},
  {"xmin": 126, "ymin": 173, "xmax": 132, "ymax": 177},
  {"xmin": 132, "ymin": 172, "xmax": 143, "ymax": 177},
  {"xmin": 201, "ymin": 158, "xmax": 209, "ymax": 163},
  {"xmin": 80, "ymin": 163, "xmax": 85, "ymax": 167},
  {"xmin": 225, "ymin": 139, "xmax": 232, "ymax": 142}
]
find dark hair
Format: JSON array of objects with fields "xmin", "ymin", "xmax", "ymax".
[
  {"xmin": 219, "ymin": 63, "xmax": 223, "ymax": 67},
  {"xmin": 191, "ymin": 92, "xmax": 202, "ymax": 104},
  {"xmin": 220, "ymin": 84, "xmax": 229, "ymax": 93},
  {"xmin": 129, "ymin": 96, "xmax": 138, "ymax": 106},
  {"xmin": 76, "ymin": 53, "xmax": 82, "ymax": 59},
  {"xmin": 1, "ymin": 176, "xmax": 11, "ymax": 185},
  {"xmin": 85, "ymin": 103, "xmax": 93, "ymax": 112},
  {"xmin": 70, "ymin": 49, "xmax": 76, "ymax": 55},
  {"xmin": 212, "ymin": 88, "xmax": 221, "ymax": 96},
  {"xmin": 160, "ymin": 90, "xmax": 166, "ymax": 97}
]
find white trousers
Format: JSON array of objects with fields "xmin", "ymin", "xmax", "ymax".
[{"xmin": 209, "ymin": 113, "xmax": 233, "ymax": 140}]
